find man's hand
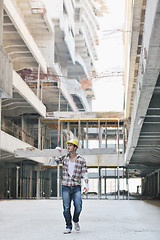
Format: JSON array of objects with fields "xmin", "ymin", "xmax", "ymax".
[
  {"xmin": 83, "ymin": 183, "xmax": 89, "ymax": 194},
  {"xmin": 55, "ymin": 146, "xmax": 62, "ymax": 151}
]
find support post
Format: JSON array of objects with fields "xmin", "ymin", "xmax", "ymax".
[
  {"xmin": 117, "ymin": 120, "xmax": 120, "ymax": 152},
  {"xmin": 78, "ymin": 119, "xmax": 81, "ymax": 147},
  {"xmin": 98, "ymin": 119, "xmax": 101, "ymax": 148},
  {"xmin": 16, "ymin": 166, "xmax": 20, "ymax": 199},
  {"xmin": 86, "ymin": 122, "xmax": 89, "ymax": 148},
  {"xmin": 57, "ymin": 119, "xmax": 60, "ymax": 147},
  {"xmin": 29, "ymin": 169, "xmax": 33, "ymax": 199},
  {"xmin": 36, "ymin": 169, "xmax": 40, "ymax": 199},
  {"xmin": 104, "ymin": 177, "xmax": 106, "ymax": 198},
  {"xmin": 0, "ymin": 0, "xmax": 3, "ymax": 44},
  {"xmin": 58, "ymin": 88, "xmax": 61, "ymax": 111},
  {"xmin": 105, "ymin": 122, "xmax": 107, "ymax": 148},
  {"xmin": 37, "ymin": 65, "xmax": 40, "ymax": 98},
  {"xmin": 61, "ymin": 122, "xmax": 63, "ymax": 148},
  {"xmin": 67, "ymin": 122, "xmax": 70, "ymax": 141},
  {"xmin": 41, "ymin": 81, "xmax": 43, "ymax": 101},
  {"xmin": 38, "ymin": 118, "xmax": 41, "ymax": 150},
  {"xmin": 157, "ymin": 170, "xmax": 160, "ymax": 196},
  {"xmin": 21, "ymin": 115, "xmax": 25, "ymax": 142},
  {"xmin": 117, "ymin": 166, "xmax": 120, "ymax": 200},
  {"xmin": 98, "ymin": 166, "xmax": 101, "ymax": 199},
  {"xmin": 126, "ymin": 168, "xmax": 130, "ymax": 200}
]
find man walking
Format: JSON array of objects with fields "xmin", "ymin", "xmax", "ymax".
[{"xmin": 55, "ymin": 139, "xmax": 89, "ymax": 234}]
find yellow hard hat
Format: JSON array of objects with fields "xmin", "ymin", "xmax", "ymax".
[{"xmin": 66, "ymin": 139, "xmax": 78, "ymax": 148}]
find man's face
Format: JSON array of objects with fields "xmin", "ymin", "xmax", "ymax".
[{"xmin": 67, "ymin": 143, "xmax": 76, "ymax": 153}]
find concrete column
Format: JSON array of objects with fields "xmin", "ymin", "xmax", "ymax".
[
  {"xmin": 67, "ymin": 122, "xmax": 70, "ymax": 141},
  {"xmin": 38, "ymin": 118, "xmax": 41, "ymax": 149},
  {"xmin": 40, "ymin": 81, "xmax": 43, "ymax": 101},
  {"xmin": 104, "ymin": 177, "xmax": 107, "ymax": 198},
  {"xmin": 78, "ymin": 119, "xmax": 81, "ymax": 147},
  {"xmin": 58, "ymin": 88, "xmax": 61, "ymax": 111},
  {"xmin": 0, "ymin": 0, "xmax": 2, "ymax": 198},
  {"xmin": 158, "ymin": 170, "xmax": 160, "ymax": 196},
  {"xmin": 21, "ymin": 115, "xmax": 25, "ymax": 142},
  {"xmin": 57, "ymin": 119, "xmax": 60, "ymax": 147},
  {"xmin": 0, "ymin": 164, "xmax": 5, "ymax": 199},
  {"xmin": 98, "ymin": 119, "xmax": 101, "ymax": 148},
  {"xmin": 98, "ymin": 166, "xmax": 101, "ymax": 199},
  {"xmin": 41, "ymin": 125, "xmax": 45, "ymax": 150},
  {"xmin": 45, "ymin": 169, "xmax": 51, "ymax": 199},
  {"xmin": 105, "ymin": 122, "xmax": 107, "ymax": 148},
  {"xmin": 36, "ymin": 169, "xmax": 41, "ymax": 199},
  {"xmin": 37, "ymin": 65, "xmax": 40, "ymax": 98},
  {"xmin": 0, "ymin": 99, "xmax": 1, "ymax": 166},
  {"xmin": 0, "ymin": 0, "xmax": 3, "ymax": 45},
  {"xmin": 82, "ymin": 127, "xmax": 84, "ymax": 148},
  {"xmin": 29, "ymin": 170, "xmax": 33, "ymax": 199},
  {"xmin": 86, "ymin": 122, "xmax": 89, "ymax": 148},
  {"xmin": 16, "ymin": 166, "xmax": 20, "ymax": 199},
  {"xmin": 20, "ymin": 163, "xmax": 23, "ymax": 199},
  {"xmin": 117, "ymin": 166, "xmax": 120, "ymax": 200},
  {"xmin": 117, "ymin": 120, "xmax": 120, "ymax": 152},
  {"xmin": 126, "ymin": 168, "xmax": 130, "ymax": 200},
  {"xmin": 61, "ymin": 122, "xmax": 63, "ymax": 148},
  {"xmin": 123, "ymin": 126, "xmax": 126, "ymax": 153}
]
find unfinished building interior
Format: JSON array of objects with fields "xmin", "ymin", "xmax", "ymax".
[{"xmin": 0, "ymin": 0, "xmax": 160, "ymax": 202}]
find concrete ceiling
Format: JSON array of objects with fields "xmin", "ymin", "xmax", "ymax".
[{"xmin": 126, "ymin": 0, "xmax": 160, "ymax": 177}]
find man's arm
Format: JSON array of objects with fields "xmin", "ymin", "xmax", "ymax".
[{"xmin": 82, "ymin": 160, "xmax": 89, "ymax": 194}]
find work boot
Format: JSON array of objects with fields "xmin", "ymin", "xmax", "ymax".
[
  {"xmin": 63, "ymin": 228, "xmax": 71, "ymax": 234},
  {"xmin": 74, "ymin": 222, "xmax": 80, "ymax": 231}
]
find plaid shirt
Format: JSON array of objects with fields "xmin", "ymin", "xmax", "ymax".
[{"xmin": 55, "ymin": 154, "xmax": 88, "ymax": 186}]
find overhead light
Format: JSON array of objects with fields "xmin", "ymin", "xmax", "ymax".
[{"xmin": 138, "ymin": 116, "xmax": 145, "ymax": 125}]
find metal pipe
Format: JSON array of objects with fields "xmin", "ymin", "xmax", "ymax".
[
  {"xmin": 38, "ymin": 118, "xmax": 41, "ymax": 150},
  {"xmin": 157, "ymin": 170, "xmax": 160, "ymax": 195},
  {"xmin": 105, "ymin": 122, "xmax": 107, "ymax": 148},
  {"xmin": 117, "ymin": 166, "xmax": 120, "ymax": 200},
  {"xmin": 61, "ymin": 122, "xmax": 63, "ymax": 148},
  {"xmin": 126, "ymin": 168, "xmax": 130, "ymax": 200},
  {"xmin": 98, "ymin": 165, "xmax": 101, "ymax": 199},
  {"xmin": 78, "ymin": 119, "xmax": 81, "ymax": 147},
  {"xmin": 16, "ymin": 166, "xmax": 20, "ymax": 199},
  {"xmin": 86, "ymin": 122, "xmax": 89, "ymax": 148},
  {"xmin": 117, "ymin": 120, "xmax": 120, "ymax": 152},
  {"xmin": 0, "ymin": 0, "xmax": 3, "ymax": 45},
  {"xmin": 67, "ymin": 122, "xmax": 70, "ymax": 141},
  {"xmin": 58, "ymin": 89, "xmax": 61, "ymax": 111},
  {"xmin": 57, "ymin": 119, "xmax": 60, "ymax": 147},
  {"xmin": 41, "ymin": 81, "xmax": 43, "ymax": 101},
  {"xmin": 37, "ymin": 65, "xmax": 40, "ymax": 98},
  {"xmin": 98, "ymin": 119, "xmax": 101, "ymax": 148}
]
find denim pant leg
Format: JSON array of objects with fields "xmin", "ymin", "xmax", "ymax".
[
  {"xmin": 72, "ymin": 186, "xmax": 82, "ymax": 223},
  {"xmin": 62, "ymin": 185, "xmax": 72, "ymax": 229}
]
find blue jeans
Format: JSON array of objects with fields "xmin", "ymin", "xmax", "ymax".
[{"xmin": 62, "ymin": 185, "xmax": 82, "ymax": 230}]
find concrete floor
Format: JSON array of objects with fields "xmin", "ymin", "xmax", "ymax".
[{"xmin": 0, "ymin": 199, "xmax": 160, "ymax": 240}]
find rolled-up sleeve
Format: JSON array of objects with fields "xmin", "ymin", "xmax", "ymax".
[{"xmin": 82, "ymin": 159, "xmax": 89, "ymax": 180}]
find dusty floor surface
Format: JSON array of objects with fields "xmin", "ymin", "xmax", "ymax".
[{"xmin": 0, "ymin": 199, "xmax": 160, "ymax": 240}]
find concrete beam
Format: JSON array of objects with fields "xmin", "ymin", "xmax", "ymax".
[
  {"xmin": 15, "ymin": 149, "xmax": 124, "ymax": 167},
  {"xmin": 46, "ymin": 111, "xmax": 124, "ymax": 119},
  {"xmin": 13, "ymin": 71, "xmax": 46, "ymax": 117},
  {"xmin": 4, "ymin": 0, "xmax": 47, "ymax": 73},
  {"xmin": 0, "ymin": 131, "xmax": 49, "ymax": 164},
  {"xmin": 15, "ymin": 148, "xmax": 117, "ymax": 158}
]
